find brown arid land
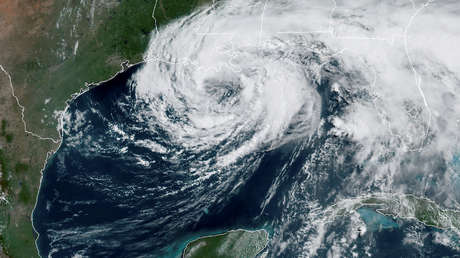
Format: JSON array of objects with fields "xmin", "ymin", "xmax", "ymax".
[
  {"xmin": 0, "ymin": 0, "xmax": 209, "ymax": 256},
  {"xmin": 1, "ymin": 1, "xmax": 59, "ymax": 256}
]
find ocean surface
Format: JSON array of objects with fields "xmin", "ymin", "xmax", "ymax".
[
  {"xmin": 33, "ymin": 0, "xmax": 460, "ymax": 256},
  {"xmin": 32, "ymin": 63, "xmax": 459, "ymax": 257}
]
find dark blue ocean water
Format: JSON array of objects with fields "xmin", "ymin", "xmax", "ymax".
[{"xmin": 32, "ymin": 64, "xmax": 460, "ymax": 257}]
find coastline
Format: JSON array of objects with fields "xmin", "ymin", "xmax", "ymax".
[{"xmin": 181, "ymin": 228, "xmax": 270, "ymax": 258}]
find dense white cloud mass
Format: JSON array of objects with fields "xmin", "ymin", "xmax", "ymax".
[
  {"xmin": 136, "ymin": 0, "xmax": 460, "ymax": 198},
  {"xmin": 131, "ymin": 0, "xmax": 460, "ymax": 255},
  {"xmin": 33, "ymin": 0, "xmax": 460, "ymax": 256}
]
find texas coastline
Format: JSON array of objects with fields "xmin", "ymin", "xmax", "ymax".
[
  {"xmin": 31, "ymin": 62, "xmax": 146, "ymax": 257},
  {"xmin": 30, "ymin": 62, "xmax": 275, "ymax": 257}
]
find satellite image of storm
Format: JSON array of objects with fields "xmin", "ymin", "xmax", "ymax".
[{"xmin": 0, "ymin": 0, "xmax": 460, "ymax": 257}]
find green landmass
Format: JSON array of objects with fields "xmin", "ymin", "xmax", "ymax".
[
  {"xmin": 330, "ymin": 194, "xmax": 460, "ymax": 233},
  {"xmin": 0, "ymin": 0, "xmax": 211, "ymax": 257},
  {"xmin": 359, "ymin": 194, "xmax": 460, "ymax": 231},
  {"xmin": 16, "ymin": 0, "xmax": 210, "ymax": 139},
  {"xmin": 182, "ymin": 229, "xmax": 269, "ymax": 258},
  {"xmin": 0, "ymin": 1, "xmax": 457, "ymax": 256}
]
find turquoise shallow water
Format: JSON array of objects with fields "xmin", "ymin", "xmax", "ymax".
[
  {"xmin": 163, "ymin": 226, "xmax": 273, "ymax": 258},
  {"xmin": 450, "ymin": 153, "xmax": 460, "ymax": 199},
  {"xmin": 32, "ymin": 29, "xmax": 460, "ymax": 256},
  {"xmin": 357, "ymin": 208, "xmax": 399, "ymax": 231}
]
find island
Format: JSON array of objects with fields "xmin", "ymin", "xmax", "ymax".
[
  {"xmin": 182, "ymin": 229, "xmax": 269, "ymax": 258},
  {"xmin": 330, "ymin": 193, "xmax": 460, "ymax": 232}
]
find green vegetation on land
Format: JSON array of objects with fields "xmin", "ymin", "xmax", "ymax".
[
  {"xmin": 183, "ymin": 229, "xmax": 269, "ymax": 258},
  {"xmin": 331, "ymin": 194, "xmax": 460, "ymax": 232},
  {"xmin": 15, "ymin": 0, "xmax": 209, "ymax": 139},
  {"xmin": 0, "ymin": 0, "xmax": 211, "ymax": 257},
  {"xmin": 360, "ymin": 195, "xmax": 460, "ymax": 230},
  {"xmin": 0, "ymin": 149, "xmax": 9, "ymax": 191},
  {"xmin": 0, "ymin": 113, "xmax": 55, "ymax": 257},
  {"xmin": 1, "ymin": 120, "xmax": 6, "ymax": 136}
]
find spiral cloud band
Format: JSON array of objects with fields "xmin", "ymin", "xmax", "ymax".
[
  {"xmin": 134, "ymin": 0, "xmax": 460, "ymax": 254},
  {"xmin": 136, "ymin": 0, "xmax": 460, "ymax": 205},
  {"xmin": 33, "ymin": 0, "xmax": 460, "ymax": 257}
]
